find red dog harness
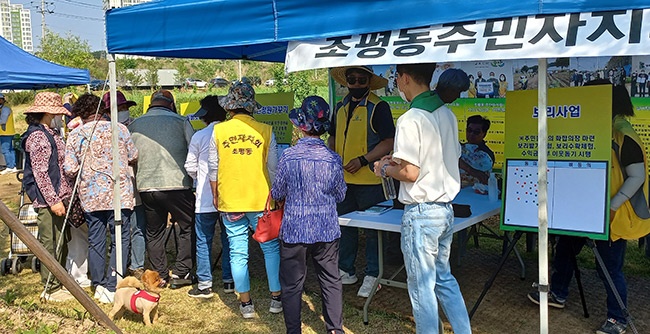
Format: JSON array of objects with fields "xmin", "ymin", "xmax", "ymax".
[{"xmin": 130, "ymin": 290, "xmax": 160, "ymax": 314}]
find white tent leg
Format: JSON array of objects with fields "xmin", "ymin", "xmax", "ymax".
[
  {"xmin": 108, "ymin": 54, "xmax": 123, "ymax": 284},
  {"xmin": 537, "ymin": 58, "xmax": 549, "ymax": 334}
]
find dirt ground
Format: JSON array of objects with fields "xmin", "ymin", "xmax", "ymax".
[{"xmin": 2, "ymin": 171, "xmax": 650, "ymax": 334}]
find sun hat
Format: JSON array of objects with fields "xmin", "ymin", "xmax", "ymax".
[
  {"xmin": 330, "ymin": 65, "xmax": 388, "ymax": 90},
  {"xmin": 221, "ymin": 82, "xmax": 262, "ymax": 113},
  {"xmin": 24, "ymin": 92, "xmax": 71, "ymax": 115},
  {"xmin": 289, "ymin": 96, "xmax": 331, "ymax": 133},
  {"xmin": 102, "ymin": 90, "xmax": 136, "ymax": 110}
]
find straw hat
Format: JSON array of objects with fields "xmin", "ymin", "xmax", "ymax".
[
  {"xmin": 331, "ymin": 65, "xmax": 388, "ymax": 90},
  {"xmin": 24, "ymin": 92, "xmax": 71, "ymax": 115}
]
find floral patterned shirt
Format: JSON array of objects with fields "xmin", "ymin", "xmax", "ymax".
[
  {"xmin": 24, "ymin": 126, "xmax": 72, "ymax": 208},
  {"xmin": 64, "ymin": 120, "xmax": 138, "ymax": 212}
]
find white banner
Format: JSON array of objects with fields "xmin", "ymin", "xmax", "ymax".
[{"xmin": 286, "ymin": 9, "xmax": 650, "ymax": 72}]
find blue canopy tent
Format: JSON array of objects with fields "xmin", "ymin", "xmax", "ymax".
[
  {"xmin": 0, "ymin": 36, "xmax": 89, "ymax": 90},
  {"xmin": 105, "ymin": 1, "xmax": 650, "ymax": 333}
]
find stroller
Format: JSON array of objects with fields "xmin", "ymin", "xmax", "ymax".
[{"xmin": 0, "ymin": 170, "xmax": 41, "ymax": 275}]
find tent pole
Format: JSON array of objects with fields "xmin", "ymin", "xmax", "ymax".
[
  {"xmin": 108, "ymin": 54, "xmax": 123, "ymax": 283},
  {"xmin": 537, "ymin": 58, "xmax": 549, "ymax": 334}
]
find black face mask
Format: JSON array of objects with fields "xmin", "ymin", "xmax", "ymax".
[{"xmin": 349, "ymin": 87, "xmax": 369, "ymax": 99}]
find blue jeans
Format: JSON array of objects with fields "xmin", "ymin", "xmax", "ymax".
[
  {"xmin": 129, "ymin": 205, "xmax": 146, "ymax": 270},
  {"xmin": 195, "ymin": 212, "xmax": 233, "ymax": 289},
  {"xmin": 85, "ymin": 209, "xmax": 132, "ymax": 292},
  {"xmin": 0, "ymin": 135, "xmax": 15, "ymax": 168},
  {"xmin": 401, "ymin": 202, "xmax": 471, "ymax": 334},
  {"xmin": 337, "ymin": 184, "xmax": 384, "ymax": 277},
  {"xmin": 222, "ymin": 212, "xmax": 280, "ymax": 294},
  {"xmin": 551, "ymin": 236, "xmax": 628, "ymax": 324}
]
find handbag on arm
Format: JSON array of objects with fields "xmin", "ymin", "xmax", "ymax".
[{"xmin": 252, "ymin": 192, "xmax": 283, "ymax": 243}]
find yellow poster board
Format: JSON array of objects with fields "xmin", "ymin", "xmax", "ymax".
[
  {"xmin": 254, "ymin": 92, "xmax": 295, "ymax": 145},
  {"xmin": 179, "ymin": 101, "xmax": 205, "ymax": 130},
  {"xmin": 502, "ymin": 86, "xmax": 612, "ymax": 240}
]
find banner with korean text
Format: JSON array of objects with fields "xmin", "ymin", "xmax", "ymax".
[
  {"xmin": 286, "ymin": 10, "xmax": 650, "ymax": 72},
  {"xmin": 501, "ymin": 85, "xmax": 611, "ymax": 240}
]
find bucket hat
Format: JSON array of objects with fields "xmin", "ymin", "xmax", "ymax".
[
  {"xmin": 331, "ymin": 65, "xmax": 388, "ymax": 90},
  {"xmin": 102, "ymin": 91, "xmax": 136, "ymax": 110},
  {"xmin": 289, "ymin": 96, "xmax": 331, "ymax": 133},
  {"xmin": 24, "ymin": 92, "xmax": 71, "ymax": 115},
  {"xmin": 221, "ymin": 82, "xmax": 262, "ymax": 113}
]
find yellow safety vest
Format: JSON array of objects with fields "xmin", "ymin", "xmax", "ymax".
[
  {"xmin": 334, "ymin": 93, "xmax": 383, "ymax": 185},
  {"xmin": 610, "ymin": 115, "xmax": 650, "ymax": 241},
  {"xmin": 214, "ymin": 114, "xmax": 272, "ymax": 212},
  {"xmin": 0, "ymin": 106, "xmax": 15, "ymax": 136}
]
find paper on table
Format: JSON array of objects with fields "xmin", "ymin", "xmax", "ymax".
[{"xmin": 356, "ymin": 205, "xmax": 392, "ymax": 216}]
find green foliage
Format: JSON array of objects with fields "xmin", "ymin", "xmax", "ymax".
[
  {"xmin": 1, "ymin": 289, "xmax": 18, "ymax": 305},
  {"xmin": 36, "ymin": 29, "xmax": 93, "ymax": 70},
  {"xmin": 4, "ymin": 91, "xmax": 34, "ymax": 105},
  {"xmin": 193, "ymin": 59, "xmax": 219, "ymax": 81},
  {"xmin": 116, "ymin": 58, "xmax": 138, "ymax": 70},
  {"xmin": 18, "ymin": 323, "xmax": 58, "ymax": 334},
  {"xmin": 143, "ymin": 60, "xmax": 160, "ymax": 91},
  {"xmin": 272, "ymin": 65, "xmax": 317, "ymax": 107}
]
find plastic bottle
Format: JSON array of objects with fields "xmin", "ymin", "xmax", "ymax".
[{"xmin": 488, "ymin": 172, "xmax": 498, "ymax": 202}]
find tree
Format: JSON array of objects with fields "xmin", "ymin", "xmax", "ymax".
[
  {"xmin": 193, "ymin": 59, "xmax": 219, "ymax": 81},
  {"xmin": 37, "ymin": 29, "xmax": 94, "ymax": 71},
  {"xmin": 143, "ymin": 59, "xmax": 160, "ymax": 90}
]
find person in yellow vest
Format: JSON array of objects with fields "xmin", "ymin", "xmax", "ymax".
[
  {"xmin": 208, "ymin": 82, "xmax": 282, "ymax": 319},
  {"xmin": 327, "ymin": 66, "xmax": 395, "ymax": 298},
  {"xmin": 0, "ymin": 93, "xmax": 17, "ymax": 174},
  {"xmin": 528, "ymin": 81, "xmax": 650, "ymax": 334}
]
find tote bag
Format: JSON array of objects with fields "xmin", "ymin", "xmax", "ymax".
[{"xmin": 252, "ymin": 193, "xmax": 283, "ymax": 243}]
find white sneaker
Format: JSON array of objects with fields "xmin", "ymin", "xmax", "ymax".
[
  {"xmin": 0, "ymin": 167, "xmax": 17, "ymax": 175},
  {"xmin": 357, "ymin": 276, "xmax": 381, "ymax": 298},
  {"xmin": 339, "ymin": 269, "xmax": 358, "ymax": 285},
  {"xmin": 40, "ymin": 289, "xmax": 74, "ymax": 302},
  {"xmin": 93, "ymin": 285, "xmax": 105, "ymax": 300},
  {"xmin": 77, "ymin": 279, "xmax": 92, "ymax": 288},
  {"xmin": 97, "ymin": 289, "xmax": 115, "ymax": 304}
]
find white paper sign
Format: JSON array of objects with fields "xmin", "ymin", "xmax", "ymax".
[{"xmin": 286, "ymin": 9, "xmax": 650, "ymax": 72}]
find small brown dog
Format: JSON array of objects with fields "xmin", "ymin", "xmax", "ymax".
[{"xmin": 108, "ymin": 269, "xmax": 163, "ymax": 326}]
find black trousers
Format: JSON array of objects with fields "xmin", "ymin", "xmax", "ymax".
[
  {"xmin": 280, "ymin": 239, "xmax": 344, "ymax": 334},
  {"xmin": 141, "ymin": 189, "xmax": 195, "ymax": 281}
]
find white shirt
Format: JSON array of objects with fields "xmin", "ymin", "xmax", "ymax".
[
  {"xmin": 392, "ymin": 105, "xmax": 461, "ymax": 204},
  {"xmin": 185, "ymin": 122, "xmax": 219, "ymax": 213}
]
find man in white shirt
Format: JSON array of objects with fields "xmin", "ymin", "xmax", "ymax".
[
  {"xmin": 184, "ymin": 96, "xmax": 233, "ymax": 298},
  {"xmin": 374, "ymin": 63, "xmax": 471, "ymax": 334}
]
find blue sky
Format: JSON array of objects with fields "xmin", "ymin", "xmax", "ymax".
[{"xmin": 14, "ymin": 0, "xmax": 105, "ymax": 51}]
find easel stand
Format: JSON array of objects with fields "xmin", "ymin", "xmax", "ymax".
[
  {"xmin": 586, "ymin": 239, "xmax": 638, "ymax": 334},
  {"xmin": 469, "ymin": 230, "xmax": 525, "ymax": 319}
]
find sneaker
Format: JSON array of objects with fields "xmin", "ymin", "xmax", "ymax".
[
  {"xmin": 527, "ymin": 291, "xmax": 565, "ymax": 309},
  {"xmin": 269, "ymin": 297, "xmax": 283, "ymax": 313},
  {"xmin": 0, "ymin": 167, "xmax": 18, "ymax": 175},
  {"xmin": 596, "ymin": 318, "xmax": 627, "ymax": 334},
  {"xmin": 40, "ymin": 289, "xmax": 74, "ymax": 302},
  {"xmin": 223, "ymin": 281, "xmax": 235, "ymax": 293},
  {"xmin": 187, "ymin": 286, "xmax": 214, "ymax": 299},
  {"xmin": 357, "ymin": 276, "xmax": 381, "ymax": 298},
  {"xmin": 97, "ymin": 289, "xmax": 115, "ymax": 304},
  {"xmin": 240, "ymin": 302, "xmax": 256, "ymax": 319},
  {"xmin": 339, "ymin": 269, "xmax": 358, "ymax": 285},
  {"xmin": 93, "ymin": 285, "xmax": 106, "ymax": 300},
  {"xmin": 170, "ymin": 273, "xmax": 193, "ymax": 289},
  {"xmin": 77, "ymin": 279, "xmax": 92, "ymax": 288}
]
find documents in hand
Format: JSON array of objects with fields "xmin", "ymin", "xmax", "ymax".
[{"xmin": 356, "ymin": 205, "xmax": 392, "ymax": 216}]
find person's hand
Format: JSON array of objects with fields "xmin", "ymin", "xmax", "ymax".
[
  {"xmin": 63, "ymin": 93, "xmax": 73, "ymax": 104},
  {"xmin": 610, "ymin": 209, "xmax": 616, "ymax": 223},
  {"xmin": 344, "ymin": 158, "xmax": 362, "ymax": 174},
  {"xmin": 1, "ymin": 124, "xmax": 5, "ymax": 131},
  {"xmin": 213, "ymin": 196, "xmax": 219, "ymax": 210},
  {"xmin": 50, "ymin": 202, "xmax": 66, "ymax": 216}
]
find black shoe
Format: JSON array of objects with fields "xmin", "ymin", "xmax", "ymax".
[
  {"xmin": 169, "ymin": 273, "xmax": 193, "ymax": 289},
  {"xmin": 527, "ymin": 291, "xmax": 565, "ymax": 309},
  {"xmin": 188, "ymin": 286, "xmax": 214, "ymax": 299},
  {"xmin": 223, "ymin": 282, "xmax": 235, "ymax": 293}
]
